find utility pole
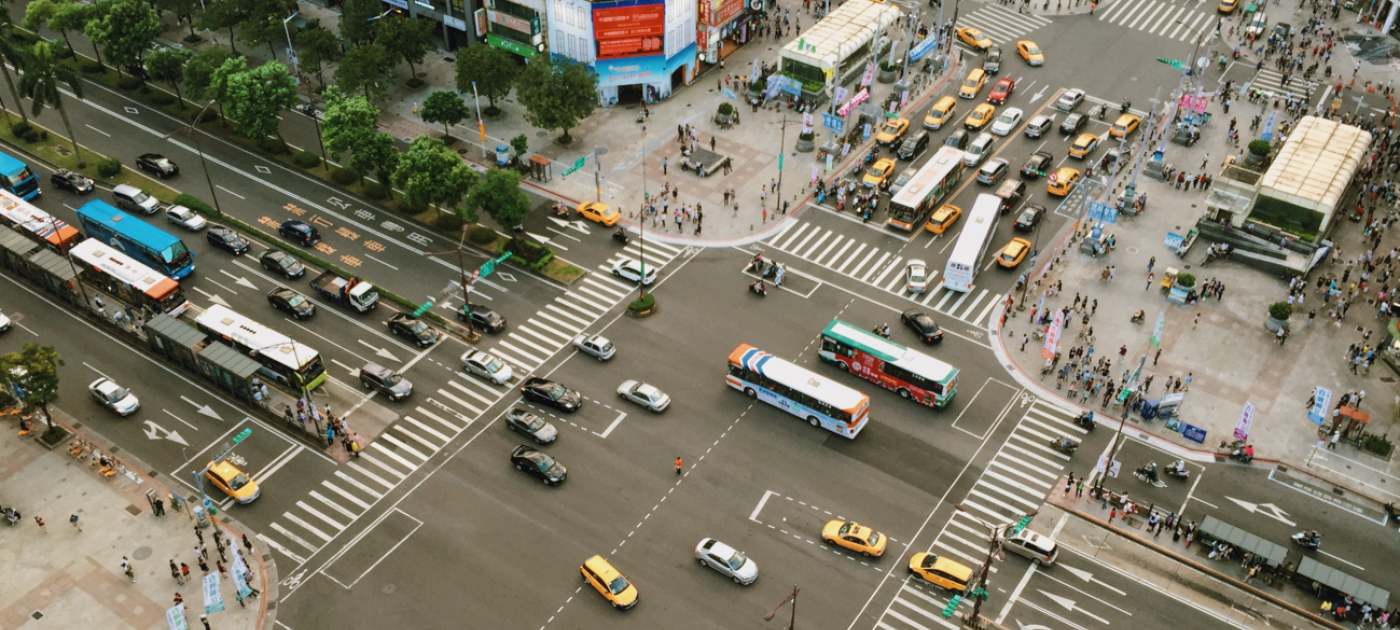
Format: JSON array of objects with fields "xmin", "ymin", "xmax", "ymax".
[
  {"xmin": 471, "ymin": 81, "xmax": 487, "ymax": 160},
  {"xmin": 639, "ymin": 149, "xmax": 649, "ymax": 300},
  {"xmin": 774, "ymin": 115, "xmax": 802, "ymax": 218},
  {"xmin": 955, "ymin": 506, "xmax": 1036, "ymax": 627},
  {"xmin": 162, "ymin": 100, "xmax": 224, "ymax": 216},
  {"xmin": 422, "ymin": 229, "xmax": 482, "ymax": 341},
  {"xmin": 190, "ymin": 427, "xmax": 253, "ymax": 529},
  {"xmin": 763, "ymin": 584, "xmax": 800, "ymax": 628}
]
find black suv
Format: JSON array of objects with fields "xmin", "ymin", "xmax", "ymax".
[
  {"xmin": 457, "ymin": 303, "xmax": 507, "ymax": 333},
  {"xmin": 278, "ymin": 220, "xmax": 321, "ymax": 246},
  {"xmin": 897, "ymin": 131, "xmax": 930, "ymax": 160},
  {"xmin": 206, "ymin": 225, "xmax": 250, "ymax": 255},
  {"xmin": 387, "ymin": 313, "xmax": 440, "ymax": 347},
  {"xmin": 994, "ymin": 179, "xmax": 1027, "ymax": 214}
]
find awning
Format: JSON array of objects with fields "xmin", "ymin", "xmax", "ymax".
[
  {"xmin": 1339, "ymin": 405, "xmax": 1370, "ymax": 425},
  {"xmin": 1297, "ymin": 556, "xmax": 1389, "ymax": 608},
  {"xmin": 1197, "ymin": 516, "xmax": 1288, "ymax": 565}
]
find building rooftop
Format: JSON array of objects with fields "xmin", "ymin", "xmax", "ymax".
[
  {"xmin": 1258, "ymin": 116, "xmax": 1371, "ymax": 213},
  {"xmin": 780, "ymin": 0, "xmax": 902, "ymax": 69}
]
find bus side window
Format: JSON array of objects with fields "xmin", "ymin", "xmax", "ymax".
[
  {"xmin": 728, "ymin": 364, "xmax": 744, "ymax": 378},
  {"xmin": 820, "ymin": 338, "xmax": 854, "ymax": 357}
]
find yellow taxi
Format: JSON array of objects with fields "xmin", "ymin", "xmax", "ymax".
[
  {"xmin": 205, "ymin": 460, "xmax": 260, "ymax": 504},
  {"xmin": 863, "ymin": 158, "xmax": 897, "ymax": 188},
  {"xmin": 925, "ymin": 204, "xmax": 963, "ymax": 234},
  {"xmin": 1047, "ymin": 166, "xmax": 1081, "ymax": 196},
  {"xmin": 996, "ymin": 237, "xmax": 1033, "ymax": 268},
  {"xmin": 1069, "ymin": 133, "xmax": 1099, "ymax": 159},
  {"xmin": 909, "ymin": 553, "xmax": 975, "ymax": 591},
  {"xmin": 876, "ymin": 117, "xmax": 911, "ymax": 147},
  {"xmin": 822, "ymin": 520, "xmax": 887, "ymax": 557},
  {"xmin": 964, "ymin": 103, "xmax": 996, "ymax": 131},
  {"xmin": 1016, "ymin": 40, "xmax": 1044, "ymax": 66},
  {"xmin": 956, "ymin": 27, "xmax": 993, "ymax": 51},
  {"xmin": 924, "ymin": 96, "xmax": 957, "ymax": 130},
  {"xmin": 1111, "ymin": 113, "xmax": 1141, "ymax": 138},
  {"xmin": 1219, "ymin": 0, "xmax": 1238, "ymax": 12},
  {"xmin": 577, "ymin": 201, "xmax": 620, "ymax": 226},
  {"xmin": 959, "ymin": 68, "xmax": 987, "ymax": 98},
  {"xmin": 581, "ymin": 555, "xmax": 639, "ymax": 609}
]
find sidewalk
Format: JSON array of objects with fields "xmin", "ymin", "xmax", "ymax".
[
  {"xmin": 0, "ymin": 408, "xmax": 277, "ymax": 630},
  {"xmin": 987, "ymin": 35, "xmax": 1400, "ymax": 505}
]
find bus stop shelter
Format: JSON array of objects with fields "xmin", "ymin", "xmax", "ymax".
[
  {"xmin": 1197, "ymin": 516, "xmax": 1288, "ymax": 566},
  {"xmin": 196, "ymin": 343, "xmax": 261, "ymax": 405},
  {"xmin": 1296, "ymin": 556, "xmax": 1389, "ymax": 608},
  {"xmin": 0, "ymin": 225, "xmax": 40, "ymax": 273},
  {"xmin": 145, "ymin": 314, "xmax": 206, "ymax": 372}
]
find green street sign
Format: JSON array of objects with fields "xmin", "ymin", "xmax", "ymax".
[
  {"xmin": 574, "ymin": 156, "xmax": 587, "ymax": 169},
  {"xmin": 479, "ymin": 253, "xmax": 513, "ymax": 279},
  {"xmin": 232, "ymin": 428, "xmax": 252, "ymax": 445},
  {"xmin": 778, "ymin": 153, "xmax": 784, "ymax": 171},
  {"xmin": 413, "ymin": 300, "xmax": 434, "ymax": 317}
]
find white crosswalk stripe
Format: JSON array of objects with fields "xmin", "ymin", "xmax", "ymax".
[
  {"xmin": 869, "ymin": 400, "xmax": 1083, "ymax": 630},
  {"xmin": 956, "ymin": 5, "xmax": 1051, "ymax": 44},
  {"xmin": 763, "ymin": 221, "xmax": 1002, "ymax": 326},
  {"xmin": 259, "ymin": 238, "xmax": 694, "ymax": 566},
  {"xmin": 1245, "ymin": 68, "xmax": 1316, "ymax": 102},
  {"xmin": 1097, "ymin": 0, "xmax": 1214, "ymax": 41}
]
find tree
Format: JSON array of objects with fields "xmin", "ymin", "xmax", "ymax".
[
  {"xmin": 197, "ymin": 0, "xmax": 246, "ymax": 54},
  {"xmin": 421, "ymin": 90, "xmax": 468, "ymax": 139},
  {"xmin": 295, "ymin": 28, "xmax": 342, "ymax": 90},
  {"xmin": 86, "ymin": 0, "xmax": 163, "ymax": 78},
  {"xmin": 471, "ymin": 167, "xmax": 530, "ymax": 230},
  {"xmin": 455, "ymin": 43, "xmax": 516, "ymax": 115},
  {"xmin": 322, "ymin": 89, "xmax": 397, "ymax": 183},
  {"xmin": 0, "ymin": 11, "xmax": 29, "ymax": 124},
  {"xmin": 239, "ymin": 0, "xmax": 295, "ymax": 60},
  {"xmin": 392, "ymin": 136, "xmax": 477, "ymax": 218},
  {"xmin": 155, "ymin": 0, "xmax": 201, "ymax": 39},
  {"xmin": 0, "ymin": 344, "xmax": 65, "ymax": 439},
  {"xmin": 183, "ymin": 47, "xmax": 235, "ymax": 100},
  {"xmin": 349, "ymin": 131, "xmax": 398, "ymax": 184},
  {"xmin": 50, "ymin": 1, "xmax": 97, "ymax": 57},
  {"xmin": 335, "ymin": 42, "xmax": 393, "ymax": 102},
  {"xmin": 339, "ymin": 0, "xmax": 382, "ymax": 47},
  {"xmin": 145, "ymin": 47, "xmax": 192, "ymax": 107},
  {"xmin": 515, "ymin": 56, "xmax": 599, "ymax": 144},
  {"xmin": 376, "ymin": 14, "xmax": 435, "ymax": 80},
  {"xmin": 19, "ymin": 42, "xmax": 85, "ymax": 166},
  {"xmin": 210, "ymin": 58, "xmax": 298, "ymax": 141}
]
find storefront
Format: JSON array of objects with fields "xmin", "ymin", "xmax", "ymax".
[
  {"xmin": 478, "ymin": 0, "xmax": 547, "ymax": 58},
  {"xmin": 588, "ymin": 0, "xmax": 697, "ymax": 104},
  {"xmin": 697, "ymin": 0, "xmax": 760, "ymax": 64},
  {"xmin": 380, "ymin": 0, "xmax": 475, "ymax": 50}
]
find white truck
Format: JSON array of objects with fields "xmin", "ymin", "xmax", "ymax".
[{"xmin": 310, "ymin": 271, "xmax": 379, "ymax": 313}]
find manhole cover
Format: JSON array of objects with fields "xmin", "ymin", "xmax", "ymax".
[
  {"xmin": 536, "ymin": 131, "xmax": 547, "ymax": 138},
  {"xmin": 30, "ymin": 612, "xmax": 42, "ymax": 621},
  {"xmin": 383, "ymin": 583, "xmax": 396, "ymax": 594},
  {"xmin": 596, "ymin": 147, "xmax": 608, "ymax": 155},
  {"xmin": 132, "ymin": 545, "xmax": 153, "ymax": 560},
  {"xmin": 125, "ymin": 504, "xmax": 142, "ymax": 516}
]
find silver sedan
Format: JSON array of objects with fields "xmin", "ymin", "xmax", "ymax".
[
  {"xmin": 617, "ymin": 380, "xmax": 670, "ymax": 412},
  {"xmin": 695, "ymin": 538, "xmax": 758, "ymax": 585}
]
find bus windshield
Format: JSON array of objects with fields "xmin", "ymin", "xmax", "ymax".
[{"xmin": 161, "ymin": 241, "xmax": 192, "ymax": 265}]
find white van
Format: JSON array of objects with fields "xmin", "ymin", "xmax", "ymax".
[
  {"xmin": 1004, "ymin": 529, "xmax": 1059, "ymax": 566},
  {"xmin": 963, "ymin": 133, "xmax": 996, "ymax": 167}
]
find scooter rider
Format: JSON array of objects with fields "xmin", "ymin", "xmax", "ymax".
[
  {"xmin": 874, "ymin": 323, "xmax": 891, "ymax": 338},
  {"xmin": 1141, "ymin": 461, "xmax": 1159, "ymax": 483},
  {"xmin": 749, "ymin": 279, "xmax": 768, "ymax": 296},
  {"xmin": 1166, "ymin": 460, "xmax": 1186, "ymax": 475},
  {"xmin": 748, "ymin": 253, "xmax": 765, "ymax": 272},
  {"xmin": 1058, "ymin": 436, "xmax": 1077, "ymax": 451}
]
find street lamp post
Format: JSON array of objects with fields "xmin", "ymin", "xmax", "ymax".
[
  {"xmin": 282, "ymin": 13, "xmax": 301, "ymax": 79},
  {"xmin": 162, "ymin": 100, "xmax": 224, "ymax": 216},
  {"xmin": 954, "ymin": 505, "xmax": 1037, "ymax": 627},
  {"xmin": 764, "ymin": 584, "xmax": 801, "ymax": 628},
  {"xmin": 423, "ymin": 230, "xmax": 483, "ymax": 340}
]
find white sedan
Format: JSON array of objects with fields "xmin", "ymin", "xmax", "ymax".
[
  {"xmin": 88, "ymin": 377, "xmax": 140, "ymax": 416},
  {"xmin": 989, "ymin": 108, "xmax": 1024, "ymax": 136},
  {"xmin": 461, "ymin": 349, "xmax": 513, "ymax": 385},
  {"xmin": 696, "ymin": 538, "xmax": 759, "ymax": 585},
  {"xmin": 905, "ymin": 259, "xmax": 931, "ymax": 293},
  {"xmin": 617, "ymin": 380, "xmax": 670, "ymax": 412},
  {"xmin": 165, "ymin": 205, "xmax": 207, "ymax": 231},
  {"xmin": 611, "ymin": 258, "xmax": 657, "ymax": 285}
]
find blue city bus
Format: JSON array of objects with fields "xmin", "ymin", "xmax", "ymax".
[
  {"xmin": 75, "ymin": 200, "xmax": 195, "ymax": 279},
  {"xmin": 0, "ymin": 151, "xmax": 41, "ymax": 200}
]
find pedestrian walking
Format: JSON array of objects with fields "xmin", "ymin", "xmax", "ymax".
[
  {"xmin": 195, "ymin": 526, "xmax": 204, "ymax": 545},
  {"xmin": 69, "ymin": 514, "xmax": 81, "ymax": 531},
  {"xmin": 153, "ymin": 498, "xmax": 165, "ymax": 516},
  {"xmin": 34, "ymin": 515, "xmax": 46, "ymax": 532},
  {"xmin": 1147, "ymin": 256, "xmax": 1156, "ymax": 273},
  {"xmin": 1146, "ymin": 273, "xmax": 1154, "ymax": 290},
  {"xmin": 217, "ymin": 560, "xmax": 227, "ymax": 577},
  {"xmin": 181, "ymin": 563, "xmax": 191, "ymax": 584},
  {"xmin": 675, "ymin": 457, "xmax": 683, "ymax": 474},
  {"xmin": 1109, "ymin": 508, "xmax": 1117, "ymax": 523},
  {"xmin": 1328, "ymin": 429, "xmax": 1340, "ymax": 449},
  {"xmin": 198, "ymin": 557, "xmax": 210, "ymax": 574},
  {"xmin": 1021, "ymin": 334, "xmax": 1029, "ymax": 351},
  {"xmin": 662, "ymin": 157, "xmax": 668, "ymax": 175},
  {"xmin": 199, "ymin": 614, "xmax": 212, "ymax": 630},
  {"xmin": 174, "ymin": 593, "xmax": 184, "ymax": 608},
  {"xmin": 171, "ymin": 559, "xmax": 183, "ymax": 584},
  {"xmin": 1193, "ymin": 313, "xmax": 1201, "ymax": 329},
  {"xmin": 1154, "ymin": 348, "xmax": 1161, "ymax": 365},
  {"xmin": 1064, "ymin": 474, "xmax": 1073, "ymax": 495},
  {"xmin": 1075, "ymin": 479, "xmax": 1084, "ymax": 496},
  {"xmin": 242, "ymin": 533, "xmax": 254, "ymax": 555},
  {"xmin": 122, "ymin": 556, "xmax": 135, "ymax": 583}
]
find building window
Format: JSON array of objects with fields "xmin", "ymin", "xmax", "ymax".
[
  {"xmin": 556, "ymin": 29, "xmax": 565, "ymax": 54},
  {"xmin": 577, "ymin": 6, "xmax": 586, "ymax": 29},
  {"xmin": 568, "ymin": 34, "xmax": 577, "ymax": 58}
]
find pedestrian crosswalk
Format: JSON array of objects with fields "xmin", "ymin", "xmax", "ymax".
[
  {"xmin": 763, "ymin": 220, "xmax": 1003, "ymax": 327},
  {"xmin": 956, "ymin": 5, "xmax": 1051, "ymax": 47},
  {"xmin": 1246, "ymin": 68, "xmax": 1316, "ymax": 102},
  {"xmin": 257, "ymin": 238, "xmax": 689, "ymax": 567},
  {"xmin": 869, "ymin": 400, "xmax": 1084, "ymax": 630},
  {"xmin": 1096, "ymin": 0, "xmax": 1216, "ymax": 42}
]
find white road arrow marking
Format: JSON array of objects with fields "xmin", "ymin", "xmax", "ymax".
[
  {"xmin": 1060, "ymin": 564, "xmax": 1127, "ymax": 595},
  {"xmin": 181, "ymin": 396, "xmax": 222, "ymax": 420},
  {"xmin": 218, "ymin": 269, "xmax": 258, "ymax": 290},
  {"xmin": 525, "ymin": 231, "xmax": 552, "ymax": 245},
  {"xmin": 1041, "ymin": 590, "xmax": 1077, "ymax": 611},
  {"xmin": 357, "ymin": 340, "xmax": 400, "ymax": 362},
  {"xmin": 1015, "ymin": 622, "xmax": 1054, "ymax": 630},
  {"xmin": 1030, "ymin": 86, "xmax": 1048, "ymax": 103},
  {"xmin": 191, "ymin": 287, "xmax": 229, "ymax": 307},
  {"xmin": 1226, "ymin": 497, "xmax": 1297, "ymax": 526},
  {"xmin": 143, "ymin": 420, "xmax": 189, "ymax": 445}
]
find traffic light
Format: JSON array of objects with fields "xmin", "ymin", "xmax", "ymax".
[
  {"xmin": 942, "ymin": 595, "xmax": 962, "ymax": 618},
  {"xmin": 413, "ymin": 300, "xmax": 434, "ymax": 317}
]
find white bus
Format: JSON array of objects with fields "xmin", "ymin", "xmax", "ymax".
[
  {"xmin": 726, "ymin": 343, "xmax": 871, "ymax": 439},
  {"xmin": 942, "ymin": 193, "xmax": 1001, "ymax": 292},
  {"xmin": 887, "ymin": 146, "xmax": 965, "ymax": 231},
  {"xmin": 70, "ymin": 239, "xmax": 190, "ymax": 317},
  {"xmin": 194, "ymin": 305, "xmax": 327, "ymax": 391}
]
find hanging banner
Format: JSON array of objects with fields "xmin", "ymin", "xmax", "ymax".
[
  {"xmin": 1150, "ymin": 311, "xmax": 1165, "ymax": 347},
  {"xmin": 166, "ymin": 604, "xmax": 190, "ymax": 630},
  {"xmin": 231, "ymin": 547, "xmax": 253, "ymax": 599},
  {"xmin": 1040, "ymin": 310, "xmax": 1064, "ymax": 360},
  {"xmin": 837, "ymin": 89, "xmax": 869, "ymax": 117},
  {"xmin": 909, "ymin": 34, "xmax": 937, "ymax": 62},
  {"xmin": 1234, "ymin": 401, "xmax": 1255, "ymax": 442},
  {"xmin": 1307, "ymin": 387, "xmax": 1332, "ymax": 425},
  {"xmin": 833, "ymin": 86, "xmax": 849, "ymax": 106},
  {"xmin": 811, "ymin": 165, "xmax": 819, "ymax": 184},
  {"xmin": 203, "ymin": 573, "xmax": 225, "ymax": 615},
  {"xmin": 860, "ymin": 61, "xmax": 876, "ymax": 87}
]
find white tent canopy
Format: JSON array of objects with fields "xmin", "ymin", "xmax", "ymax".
[{"xmin": 779, "ymin": 0, "xmax": 902, "ymax": 77}]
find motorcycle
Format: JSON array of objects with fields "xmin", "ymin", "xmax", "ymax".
[
  {"xmin": 1218, "ymin": 439, "xmax": 1245, "ymax": 452},
  {"xmin": 1230, "ymin": 446, "xmax": 1254, "ymax": 463},
  {"xmin": 1051, "ymin": 437, "xmax": 1079, "ymax": 454},
  {"xmin": 748, "ymin": 281, "xmax": 768, "ymax": 297},
  {"xmin": 1385, "ymin": 502, "xmax": 1400, "ymax": 520},
  {"xmin": 551, "ymin": 202, "xmax": 571, "ymax": 218},
  {"xmin": 1121, "ymin": 99, "xmax": 1131, "ymax": 113},
  {"xmin": 873, "ymin": 325, "xmax": 891, "ymax": 339},
  {"xmin": 1292, "ymin": 531, "xmax": 1322, "ymax": 549},
  {"xmin": 3, "ymin": 506, "xmax": 20, "ymax": 526},
  {"xmin": 1096, "ymin": 104, "xmax": 1107, "ymax": 120},
  {"xmin": 1074, "ymin": 411, "xmax": 1097, "ymax": 431},
  {"xmin": 1134, "ymin": 463, "xmax": 1162, "ymax": 485},
  {"xmin": 1130, "ymin": 310, "xmax": 1145, "ymax": 324},
  {"xmin": 612, "ymin": 229, "xmax": 630, "ymax": 245},
  {"xmin": 747, "ymin": 255, "xmax": 766, "ymax": 273},
  {"xmin": 1164, "ymin": 460, "xmax": 1190, "ymax": 479},
  {"xmin": 763, "ymin": 261, "xmax": 782, "ymax": 280}
]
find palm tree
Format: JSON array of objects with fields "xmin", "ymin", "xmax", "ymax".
[
  {"xmin": 19, "ymin": 42, "xmax": 85, "ymax": 167},
  {"xmin": 0, "ymin": 12, "xmax": 29, "ymax": 125}
]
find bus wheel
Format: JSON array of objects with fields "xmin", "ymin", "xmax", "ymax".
[
  {"xmin": 808, "ymin": 416, "xmax": 820, "ymax": 427},
  {"xmin": 745, "ymin": 388, "xmax": 757, "ymax": 398},
  {"xmin": 898, "ymin": 388, "xmax": 911, "ymax": 399},
  {"xmin": 836, "ymin": 361, "xmax": 849, "ymax": 371}
]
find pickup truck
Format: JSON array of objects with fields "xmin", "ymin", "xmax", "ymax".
[{"xmin": 310, "ymin": 271, "xmax": 379, "ymax": 313}]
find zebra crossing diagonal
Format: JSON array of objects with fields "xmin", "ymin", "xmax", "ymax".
[
  {"xmin": 956, "ymin": 5, "xmax": 1051, "ymax": 44},
  {"xmin": 868, "ymin": 400, "xmax": 1085, "ymax": 630},
  {"xmin": 1097, "ymin": 0, "xmax": 1214, "ymax": 41},
  {"xmin": 1246, "ymin": 68, "xmax": 1316, "ymax": 102}
]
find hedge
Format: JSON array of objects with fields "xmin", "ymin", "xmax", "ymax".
[
  {"xmin": 330, "ymin": 167, "xmax": 358, "ymax": 185},
  {"xmin": 436, "ymin": 212, "xmax": 464, "ymax": 232},
  {"xmin": 467, "ymin": 225, "xmax": 498, "ymax": 245},
  {"xmin": 96, "ymin": 157, "xmax": 123, "ymax": 178},
  {"xmin": 175, "ymin": 193, "xmax": 217, "ymax": 218},
  {"xmin": 293, "ymin": 150, "xmax": 321, "ymax": 168}
]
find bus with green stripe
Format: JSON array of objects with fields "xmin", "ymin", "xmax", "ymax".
[{"xmin": 817, "ymin": 319, "xmax": 959, "ymax": 408}]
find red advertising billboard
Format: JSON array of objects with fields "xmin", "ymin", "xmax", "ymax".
[{"xmin": 594, "ymin": 2, "xmax": 664, "ymax": 60}]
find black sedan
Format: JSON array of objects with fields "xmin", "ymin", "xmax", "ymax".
[
  {"xmin": 1014, "ymin": 204, "xmax": 1045, "ymax": 232},
  {"xmin": 206, "ymin": 225, "xmax": 250, "ymax": 255},
  {"xmin": 259, "ymin": 249, "xmax": 305, "ymax": 279},
  {"xmin": 1021, "ymin": 151, "xmax": 1053, "ymax": 179},
  {"xmin": 136, "ymin": 153, "xmax": 179, "ymax": 178},
  {"xmin": 279, "ymin": 220, "xmax": 321, "ymax": 246},
  {"xmin": 520, "ymin": 377, "xmax": 582, "ymax": 412},
  {"xmin": 1060, "ymin": 113, "xmax": 1087, "ymax": 135},
  {"xmin": 267, "ymin": 287, "xmax": 316, "ymax": 320},
  {"xmin": 901, "ymin": 309, "xmax": 945, "ymax": 344},
  {"xmin": 510, "ymin": 445, "xmax": 566, "ymax": 485},
  {"xmin": 457, "ymin": 303, "xmax": 507, "ymax": 333},
  {"xmin": 386, "ymin": 313, "xmax": 439, "ymax": 347},
  {"xmin": 50, "ymin": 168, "xmax": 93, "ymax": 194}
]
